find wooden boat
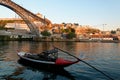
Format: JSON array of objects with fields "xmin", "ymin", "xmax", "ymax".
[{"xmin": 17, "ymin": 48, "xmax": 79, "ymax": 68}]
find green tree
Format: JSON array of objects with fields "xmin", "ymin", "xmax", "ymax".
[
  {"xmin": 63, "ymin": 28, "xmax": 70, "ymax": 33},
  {"xmin": 74, "ymin": 23, "xmax": 79, "ymax": 26},
  {"xmin": 66, "ymin": 32, "xmax": 76, "ymax": 39},
  {"xmin": 41, "ymin": 30, "xmax": 51, "ymax": 37},
  {"xmin": 0, "ymin": 20, "xmax": 15, "ymax": 30},
  {"xmin": 70, "ymin": 28, "xmax": 75, "ymax": 33},
  {"xmin": 111, "ymin": 30, "xmax": 116, "ymax": 34}
]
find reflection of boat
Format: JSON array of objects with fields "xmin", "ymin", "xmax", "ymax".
[
  {"xmin": 18, "ymin": 59, "xmax": 75, "ymax": 80},
  {"xmin": 17, "ymin": 48, "xmax": 79, "ymax": 68}
]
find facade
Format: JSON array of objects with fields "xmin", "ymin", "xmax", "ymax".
[
  {"xmin": 5, "ymin": 23, "xmax": 30, "ymax": 31},
  {"xmin": 89, "ymin": 34, "xmax": 113, "ymax": 41},
  {"xmin": 2, "ymin": 13, "xmax": 43, "ymax": 32},
  {"xmin": 1, "ymin": 16, "xmax": 120, "ymax": 41}
]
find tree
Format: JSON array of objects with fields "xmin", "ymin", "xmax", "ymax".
[
  {"xmin": 66, "ymin": 32, "xmax": 76, "ymax": 39},
  {"xmin": 0, "ymin": 20, "xmax": 15, "ymax": 30},
  {"xmin": 41, "ymin": 30, "xmax": 51, "ymax": 37},
  {"xmin": 64, "ymin": 28, "xmax": 70, "ymax": 33},
  {"xmin": 74, "ymin": 23, "xmax": 79, "ymax": 26},
  {"xmin": 116, "ymin": 28, "xmax": 120, "ymax": 31},
  {"xmin": 111, "ymin": 30, "xmax": 116, "ymax": 34},
  {"xmin": 70, "ymin": 28, "xmax": 75, "ymax": 33}
]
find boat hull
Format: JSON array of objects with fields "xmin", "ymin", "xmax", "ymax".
[
  {"xmin": 17, "ymin": 52, "xmax": 78, "ymax": 68},
  {"xmin": 18, "ymin": 58, "xmax": 63, "ymax": 69}
]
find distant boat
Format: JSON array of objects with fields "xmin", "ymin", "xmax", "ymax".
[{"xmin": 17, "ymin": 48, "xmax": 79, "ymax": 68}]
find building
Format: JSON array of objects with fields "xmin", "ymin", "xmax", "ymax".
[
  {"xmin": 1, "ymin": 13, "xmax": 44, "ymax": 32},
  {"xmin": 5, "ymin": 23, "xmax": 30, "ymax": 31}
]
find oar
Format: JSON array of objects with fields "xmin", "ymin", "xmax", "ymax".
[{"xmin": 54, "ymin": 46, "xmax": 114, "ymax": 80}]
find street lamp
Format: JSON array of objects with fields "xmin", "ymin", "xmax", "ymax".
[
  {"xmin": 102, "ymin": 24, "xmax": 107, "ymax": 31},
  {"xmin": 101, "ymin": 24, "xmax": 107, "ymax": 40}
]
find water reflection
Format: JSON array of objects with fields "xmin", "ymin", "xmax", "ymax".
[
  {"xmin": 6, "ymin": 59, "xmax": 75, "ymax": 80},
  {"xmin": 0, "ymin": 41, "xmax": 119, "ymax": 80}
]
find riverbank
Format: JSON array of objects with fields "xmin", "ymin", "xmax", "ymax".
[
  {"xmin": 79, "ymin": 39, "xmax": 120, "ymax": 43},
  {"xmin": 0, "ymin": 35, "xmax": 120, "ymax": 43}
]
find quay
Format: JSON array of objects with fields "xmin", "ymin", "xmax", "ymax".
[{"xmin": 0, "ymin": 0, "xmax": 120, "ymax": 43}]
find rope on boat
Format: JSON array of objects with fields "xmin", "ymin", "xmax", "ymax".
[{"xmin": 54, "ymin": 46, "xmax": 114, "ymax": 80}]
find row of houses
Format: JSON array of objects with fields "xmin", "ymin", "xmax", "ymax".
[{"xmin": 1, "ymin": 16, "xmax": 120, "ymax": 41}]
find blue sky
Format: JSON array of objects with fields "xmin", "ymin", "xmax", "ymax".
[{"xmin": 0, "ymin": 0, "xmax": 120, "ymax": 31}]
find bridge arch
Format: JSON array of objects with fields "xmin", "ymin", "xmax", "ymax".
[{"xmin": 0, "ymin": 0, "xmax": 51, "ymax": 36}]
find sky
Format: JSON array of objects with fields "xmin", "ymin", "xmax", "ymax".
[{"xmin": 0, "ymin": 0, "xmax": 120, "ymax": 31}]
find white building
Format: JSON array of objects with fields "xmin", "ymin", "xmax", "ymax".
[{"xmin": 5, "ymin": 23, "xmax": 30, "ymax": 31}]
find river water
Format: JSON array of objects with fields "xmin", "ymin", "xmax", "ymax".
[{"xmin": 0, "ymin": 41, "xmax": 120, "ymax": 80}]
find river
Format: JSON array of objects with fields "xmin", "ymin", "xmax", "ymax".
[{"xmin": 0, "ymin": 41, "xmax": 120, "ymax": 80}]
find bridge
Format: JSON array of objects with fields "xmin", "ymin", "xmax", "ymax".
[{"xmin": 0, "ymin": 0, "xmax": 52, "ymax": 36}]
